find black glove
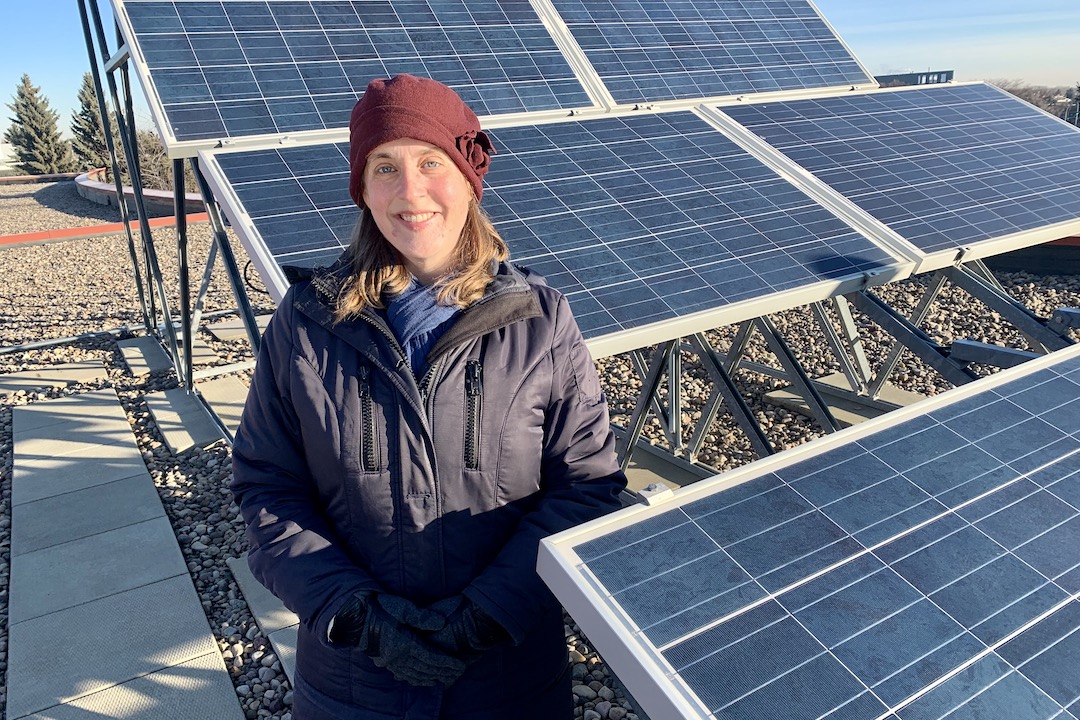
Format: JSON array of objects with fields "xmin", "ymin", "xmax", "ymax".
[
  {"xmin": 329, "ymin": 592, "xmax": 467, "ymax": 687},
  {"xmin": 428, "ymin": 596, "xmax": 510, "ymax": 661}
]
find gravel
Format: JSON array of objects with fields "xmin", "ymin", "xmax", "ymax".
[
  {"xmin": 0, "ymin": 181, "xmax": 125, "ymax": 236},
  {"xmin": 1, "ymin": 181, "xmax": 1078, "ymax": 720}
]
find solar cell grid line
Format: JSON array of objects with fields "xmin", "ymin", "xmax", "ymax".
[
  {"xmin": 538, "ymin": 343, "xmax": 1080, "ymax": 720},
  {"xmin": 199, "ymin": 110, "xmax": 908, "ymax": 357},
  {"xmin": 717, "ymin": 83, "xmax": 1080, "ymax": 271},
  {"xmin": 543, "ymin": 0, "xmax": 875, "ymax": 105},
  {"xmin": 112, "ymin": 0, "xmax": 597, "ymax": 154}
]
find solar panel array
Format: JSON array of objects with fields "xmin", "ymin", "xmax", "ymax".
[
  {"xmin": 721, "ymin": 83, "xmax": 1080, "ymax": 256},
  {"xmin": 115, "ymin": 0, "xmax": 872, "ymax": 149},
  {"xmin": 546, "ymin": 346, "xmax": 1080, "ymax": 719},
  {"xmin": 210, "ymin": 111, "xmax": 898, "ymax": 339},
  {"xmin": 549, "ymin": 0, "xmax": 873, "ymax": 104},
  {"xmin": 120, "ymin": 0, "xmax": 595, "ymax": 142}
]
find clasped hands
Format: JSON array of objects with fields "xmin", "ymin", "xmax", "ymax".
[{"xmin": 329, "ymin": 591, "xmax": 507, "ymax": 687}]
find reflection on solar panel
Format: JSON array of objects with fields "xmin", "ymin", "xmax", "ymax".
[
  {"xmin": 118, "ymin": 0, "xmax": 594, "ymax": 144},
  {"xmin": 207, "ymin": 111, "xmax": 899, "ymax": 345},
  {"xmin": 721, "ymin": 83, "xmax": 1080, "ymax": 257},
  {"xmin": 549, "ymin": 0, "xmax": 873, "ymax": 104},
  {"xmin": 540, "ymin": 345, "xmax": 1080, "ymax": 720}
]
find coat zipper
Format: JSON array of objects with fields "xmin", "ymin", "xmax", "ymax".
[
  {"xmin": 358, "ymin": 364, "xmax": 378, "ymax": 472},
  {"xmin": 464, "ymin": 360, "xmax": 482, "ymax": 470}
]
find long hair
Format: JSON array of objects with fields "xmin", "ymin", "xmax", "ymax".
[{"xmin": 333, "ymin": 200, "xmax": 509, "ymax": 323}]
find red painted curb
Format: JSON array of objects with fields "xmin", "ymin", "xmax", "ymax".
[{"xmin": 0, "ymin": 213, "xmax": 210, "ymax": 248}]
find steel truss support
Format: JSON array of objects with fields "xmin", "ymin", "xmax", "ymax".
[
  {"xmin": 753, "ymin": 316, "xmax": 843, "ymax": 433},
  {"xmin": 941, "ymin": 264, "xmax": 1074, "ymax": 353},
  {"xmin": 686, "ymin": 334, "xmax": 773, "ymax": 461},
  {"xmin": 78, "ymin": 0, "xmax": 264, "ymax": 403},
  {"xmin": 616, "ymin": 314, "xmax": 853, "ymax": 470},
  {"xmin": 605, "ymin": 262, "xmax": 1075, "ymax": 474},
  {"xmin": 846, "ymin": 290, "xmax": 981, "ymax": 387}
]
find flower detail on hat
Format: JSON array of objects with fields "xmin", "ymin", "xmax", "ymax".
[{"xmin": 456, "ymin": 130, "xmax": 495, "ymax": 180}]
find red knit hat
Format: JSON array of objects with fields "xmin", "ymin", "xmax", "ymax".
[{"xmin": 348, "ymin": 74, "xmax": 495, "ymax": 208}]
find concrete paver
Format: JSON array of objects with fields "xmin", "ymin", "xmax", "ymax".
[
  {"xmin": 11, "ymin": 389, "xmax": 128, "ymax": 432},
  {"xmin": 199, "ymin": 375, "xmax": 250, "ymax": 439},
  {"xmin": 7, "ymin": 575, "xmax": 221, "ymax": 719},
  {"xmin": 20, "ymin": 653, "xmax": 239, "ymax": 720},
  {"xmin": 269, "ymin": 626, "xmax": 298, "ymax": 683},
  {"xmin": 0, "ymin": 361, "xmax": 107, "ymax": 396},
  {"xmin": 118, "ymin": 336, "xmax": 219, "ymax": 376},
  {"xmin": 13, "ymin": 441, "xmax": 149, "ymax": 506},
  {"xmin": 9, "ymin": 517, "xmax": 187, "ymax": 623},
  {"xmin": 117, "ymin": 337, "xmax": 173, "ymax": 375},
  {"xmin": 6, "ymin": 386, "xmax": 244, "ymax": 719},
  {"xmin": 13, "ymin": 416, "xmax": 136, "ymax": 458},
  {"xmin": 12, "ymin": 475, "xmax": 165, "ymax": 555},
  {"xmin": 145, "ymin": 387, "xmax": 225, "ymax": 453},
  {"xmin": 206, "ymin": 313, "xmax": 272, "ymax": 341}
]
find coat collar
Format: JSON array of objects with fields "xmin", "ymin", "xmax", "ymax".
[{"xmin": 288, "ymin": 255, "xmax": 542, "ymax": 359}]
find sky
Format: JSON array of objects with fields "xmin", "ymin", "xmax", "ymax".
[{"xmin": 1, "ymin": 0, "xmax": 1078, "ymax": 139}]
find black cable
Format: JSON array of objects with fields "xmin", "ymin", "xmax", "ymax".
[{"xmin": 244, "ymin": 260, "xmax": 271, "ymax": 296}]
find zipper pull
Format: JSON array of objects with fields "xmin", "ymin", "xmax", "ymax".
[
  {"xmin": 359, "ymin": 364, "xmax": 370, "ymax": 397},
  {"xmin": 466, "ymin": 361, "xmax": 482, "ymax": 396}
]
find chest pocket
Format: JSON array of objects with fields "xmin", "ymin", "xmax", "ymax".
[{"xmin": 357, "ymin": 364, "xmax": 381, "ymax": 472}]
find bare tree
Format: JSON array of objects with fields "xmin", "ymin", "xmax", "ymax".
[{"xmin": 989, "ymin": 79, "xmax": 1070, "ymax": 119}]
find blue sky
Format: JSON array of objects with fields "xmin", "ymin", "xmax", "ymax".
[{"xmin": 2, "ymin": 0, "xmax": 1078, "ymax": 138}]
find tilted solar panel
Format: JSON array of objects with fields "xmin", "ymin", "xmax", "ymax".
[
  {"xmin": 548, "ymin": 0, "xmax": 874, "ymax": 104},
  {"xmin": 539, "ymin": 344, "xmax": 1080, "ymax": 720},
  {"xmin": 202, "ymin": 110, "xmax": 904, "ymax": 355},
  {"xmin": 719, "ymin": 83, "xmax": 1080, "ymax": 266},
  {"xmin": 114, "ymin": 0, "xmax": 596, "ymax": 150}
]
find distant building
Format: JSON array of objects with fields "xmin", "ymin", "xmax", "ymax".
[
  {"xmin": 0, "ymin": 142, "xmax": 16, "ymax": 173},
  {"xmin": 875, "ymin": 70, "xmax": 955, "ymax": 87}
]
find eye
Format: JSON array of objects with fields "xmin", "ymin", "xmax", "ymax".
[
  {"xmin": 372, "ymin": 163, "xmax": 395, "ymax": 175},
  {"xmin": 422, "ymin": 158, "xmax": 442, "ymax": 169}
]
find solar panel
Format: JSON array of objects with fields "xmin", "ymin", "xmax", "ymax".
[
  {"xmin": 114, "ymin": 0, "xmax": 596, "ymax": 150},
  {"xmin": 719, "ymin": 83, "xmax": 1080, "ymax": 266},
  {"xmin": 201, "ymin": 110, "xmax": 905, "ymax": 355},
  {"xmin": 539, "ymin": 344, "xmax": 1080, "ymax": 720},
  {"xmin": 548, "ymin": 0, "xmax": 874, "ymax": 104}
]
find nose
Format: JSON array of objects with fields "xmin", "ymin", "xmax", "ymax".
[{"xmin": 397, "ymin": 165, "xmax": 427, "ymax": 200}]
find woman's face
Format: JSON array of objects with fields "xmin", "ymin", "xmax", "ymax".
[{"xmin": 362, "ymin": 137, "xmax": 472, "ymax": 284}]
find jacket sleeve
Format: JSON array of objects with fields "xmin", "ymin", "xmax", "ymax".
[
  {"xmin": 230, "ymin": 293, "xmax": 379, "ymax": 645},
  {"xmin": 464, "ymin": 293, "xmax": 627, "ymax": 643}
]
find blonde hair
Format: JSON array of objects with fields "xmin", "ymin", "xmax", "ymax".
[{"xmin": 333, "ymin": 200, "xmax": 509, "ymax": 322}]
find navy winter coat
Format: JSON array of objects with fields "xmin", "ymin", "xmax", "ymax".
[{"xmin": 230, "ymin": 260, "xmax": 626, "ymax": 718}]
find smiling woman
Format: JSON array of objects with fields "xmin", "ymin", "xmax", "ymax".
[
  {"xmin": 228, "ymin": 73, "xmax": 627, "ymax": 720},
  {"xmin": 361, "ymin": 138, "xmax": 473, "ymax": 285}
]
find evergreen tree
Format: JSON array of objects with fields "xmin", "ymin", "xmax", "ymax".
[
  {"xmin": 70, "ymin": 72, "xmax": 112, "ymax": 172},
  {"xmin": 4, "ymin": 73, "xmax": 78, "ymax": 175}
]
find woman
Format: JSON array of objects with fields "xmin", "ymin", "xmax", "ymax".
[{"xmin": 230, "ymin": 73, "xmax": 627, "ymax": 719}]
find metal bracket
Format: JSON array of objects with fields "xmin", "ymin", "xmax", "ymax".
[
  {"xmin": 948, "ymin": 340, "xmax": 1041, "ymax": 369},
  {"xmin": 1048, "ymin": 308, "xmax": 1080, "ymax": 336},
  {"xmin": 104, "ymin": 42, "xmax": 130, "ymax": 73}
]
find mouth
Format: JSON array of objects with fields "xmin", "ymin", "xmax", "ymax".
[{"xmin": 398, "ymin": 212, "xmax": 436, "ymax": 223}]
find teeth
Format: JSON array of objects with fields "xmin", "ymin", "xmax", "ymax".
[{"xmin": 400, "ymin": 212, "xmax": 434, "ymax": 222}]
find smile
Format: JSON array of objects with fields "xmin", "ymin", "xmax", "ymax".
[{"xmin": 399, "ymin": 212, "xmax": 435, "ymax": 222}]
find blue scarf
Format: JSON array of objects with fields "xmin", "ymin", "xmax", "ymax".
[{"xmin": 386, "ymin": 280, "xmax": 461, "ymax": 376}]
